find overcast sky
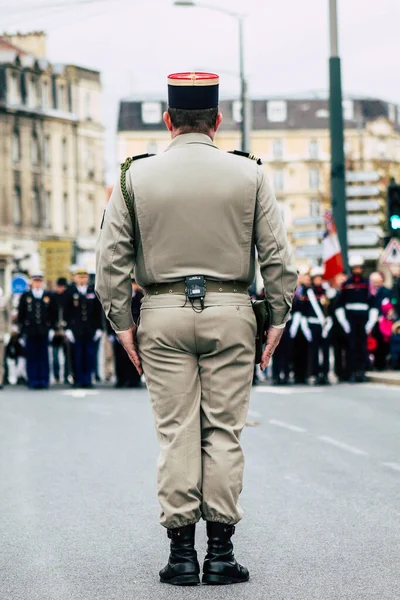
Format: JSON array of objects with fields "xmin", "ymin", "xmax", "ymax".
[{"xmin": 2, "ymin": 0, "xmax": 400, "ymax": 181}]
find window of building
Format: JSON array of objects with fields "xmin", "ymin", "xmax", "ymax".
[
  {"xmin": 62, "ymin": 138, "xmax": 68, "ymax": 170},
  {"xmin": 13, "ymin": 186, "xmax": 22, "ymax": 227},
  {"xmin": 32, "ymin": 188, "xmax": 40, "ymax": 227},
  {"xmin": 44, "ymin": 135, "xmax": 51, "ymax": 168},
  {"xmin": 29, "ymin": 75, "xmax": 40, "ymax": 108},
  {"xmin": 377, "ymin": 138, "xmax": 387, "ymax": 158},
  {"xmin": 9, "ymin": 71, "xmax": 19, "ymax": 104},
  {"xmin": 58, "ymin": 84, "xmax": 65, "ymax": 110},
  {"xmin": 44, "ymin": 191, "xmax": 51, "ymax": 229},
  {"xmin": 12, "ymin": 129, "xmax": 20, "ymax": 164},
  {"xmin": 42, "ymin": 80, "xmax": 49, "ymax": 108},
  {"xmin": 272, "ymin": 139, "xmax": 283, "ymax": 159},
  {"xmin": 267, "ymin": 100, "xmax": 287, "ymax": 123},
  {"xmin": 142, "ymin": 102, "xmax": 162, "ymax": 124},
  {"xmin": 31, "ymin": 132, "xmax": 39, "ymax": 167},
  {"xmin": 344, "ymin": 139, "xmax": 352, "ymax": 155},
  {"xmin": 63, "ymin": 193, "xmax": 69, "ymax": 232},
  {"xmin": 309, "ymin": 198, "xmax": 321, "ymax": 218},
  {"xmin": 232, "ymin": 100, "xmax": 243, "ymax": 123},
  {"xmin": 273, "ymin": 170, "xmax": 284, "ymax": 191},
  {"xmin": 342, "ymin": 99, "xmax": 354, "ymax": 121},
  {"xmin": 147, "ymin": 142, "xmax": 158, "ymax": 154},
  {"xmin": 87, "ymin": 144, "xmax": 95, "ymax": 178},
  {"xmin": 309, "ymin": 139, "xmax": 319, "ymax": 159},
  {"xmin": 309, "ymin": 168, "xmax": 320, "ymax": 189},
  {"xmin": 88, "ymin": 194, "xmax": 95, "ymax": 234},
  {"xmin": 20, "ymin": 72, "xmax": 27, "ymax": 105}
]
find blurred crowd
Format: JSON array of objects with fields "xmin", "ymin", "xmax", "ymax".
[
  {"xmin": 252, "ymin": 256, "xmax": 400, "ymax": 386},
  {"xmin": 0, "ymin": 267, "xmax": 143, "ymax": 390},
  {"xmin": 1, "ymin": 258, "xmax": 399, "ymax": 391}
]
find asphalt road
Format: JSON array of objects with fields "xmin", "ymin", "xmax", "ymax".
[{"xmin": 0, "ymin": 382, "xmax": 399, "ymax": 600}]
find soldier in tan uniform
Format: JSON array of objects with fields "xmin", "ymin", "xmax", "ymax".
[{"xmin": 96, "ymin": 72, "xmax": 297, "ymax": 586}]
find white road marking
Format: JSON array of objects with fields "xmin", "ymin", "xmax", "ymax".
[
  {"xmin": 269, "ymin": 419, "xmax": 307, "ymax": 433},
  {"xmin": 382, "ymin": 462, "xmax": 400, "ymax": 472},
  {"xmin": 62, "ymin": 390, "xmax": 100, "ymax": 398},
  {"xmin": 254, "ymin": 386, "xmax": 322, "ymax": 395},
  {"xmin": 318, "ymin": 436, "xmax": 368, "ymax": 456}
]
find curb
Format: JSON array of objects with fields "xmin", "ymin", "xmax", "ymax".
[{"xmin": 366, "ymin": 372, "xmax": 400, "ymax": 386}]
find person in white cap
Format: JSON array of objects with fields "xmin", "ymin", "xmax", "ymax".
[
  {"xmin": 63, "ymin": 267, "xmax": 103, "ymax": 388},
  {"xmin": 303, "ymin": 267, "xmax": 331, "ymax": 385},
  {"xmin": 17, "ymin": 272, "xmax": 57, "ymax": 389},
  {"xmin": 335, "ymin": 256, "xmax": 379, "ymax": 382}
]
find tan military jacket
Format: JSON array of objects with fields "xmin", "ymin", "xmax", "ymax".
[{"xmin": 96, "ymin": 133, "xmax": 297, "ymax": 331}]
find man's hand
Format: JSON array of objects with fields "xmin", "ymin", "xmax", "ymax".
[
  {"xmin": 117, "ymin": 326, "xmax": 143, "ymax": 375},
  {"xmin": 260, "ymin": 327, "xmax": 284, "ymax": 371}
]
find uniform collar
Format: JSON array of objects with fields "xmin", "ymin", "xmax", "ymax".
[{"xmin": 165, "ymin": 132, "xmax": 218, "ymax": 151}]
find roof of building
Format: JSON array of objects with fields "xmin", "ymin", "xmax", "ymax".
[
  {"xmin": 0, "ymin": 37, "xmax": 28, "ymax": 56},
  {"xmin": 118, "ymin": 96, "xmax": 400, "ymax": 133}
]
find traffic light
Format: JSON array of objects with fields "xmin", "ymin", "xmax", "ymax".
[{"xmin": 387, "ymin": 178, "xmax": 400, "ymax": 235}]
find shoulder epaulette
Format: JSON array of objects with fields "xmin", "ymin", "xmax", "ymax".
[
  {"xmin": 120, "ymin": 153, "xmax": 155, "ymax": 172},
  {"xmin": 228, "ymin": 150, "xmax": 262, "ymax": 165}
]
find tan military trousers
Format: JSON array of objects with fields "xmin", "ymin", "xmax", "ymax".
[{"xmin": 137, "ymin": 292, "xmax": 256, "ymax": 529}]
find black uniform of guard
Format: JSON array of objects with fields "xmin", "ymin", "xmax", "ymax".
[
  {"xmin": 290, "ymin": 284, "xmax": 311, "ymax": 384},
  {"xmin": 336, "ymin": 261, "xmax": 378, "ymax": 382},
  {"xmin": 326, "ymin": 287, "xmax": 349, "ymax": 381},
  {"xmin": 64, "ymin": 280, "xmax": 103, "ymax": 387},
  {"xmin": 18, "ymin": 279, "xmax": 57, "ymax": 389},
  {"xmin": 304, "ymin": 273, "xmax": 330, "ymax": 385}
]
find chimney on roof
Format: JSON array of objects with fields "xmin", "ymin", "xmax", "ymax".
[{"xmin": 2, "ymin": 31, "xmax": 47, "ymax": 58}]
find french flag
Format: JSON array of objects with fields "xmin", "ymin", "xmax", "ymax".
[{"xmin": 323, "ymin": 212, "xmax": 344, "ymax": 281}]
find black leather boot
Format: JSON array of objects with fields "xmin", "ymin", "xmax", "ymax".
[
  {"xmin": 159, "ymin": 524, "xmax": 200, "ymax": 586},
  {"xmin": 202, "ymin": 522, "xmax": 249, "ymax": 585}
]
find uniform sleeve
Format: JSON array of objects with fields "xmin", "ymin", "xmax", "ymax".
[
  {"xmin": 17, "ymin": 294, "xmax": 26, "ymax": 330},
  {"xmin": 95, "ymin": 173, "xmax": 135, "ymax": 332},
  {"xmin": 254, "ymin": 167, "xmax": 298, "ymax": 326}
]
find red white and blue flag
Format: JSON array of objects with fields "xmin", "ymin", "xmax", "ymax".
[{"xmin": 323, "ymin": 212, "xmax": 343, "ymax": 281}]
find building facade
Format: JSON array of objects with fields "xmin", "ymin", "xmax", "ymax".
[
  {"xmin": 0, "ymin": 32, "xmax": 106, "ymax": 289},
  {"xmin": 117, "ymin": 96, "xmax": 400, "ymax": 266}
]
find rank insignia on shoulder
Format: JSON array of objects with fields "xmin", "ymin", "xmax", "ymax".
[
  {"xmin": 228, "ymin": 150, "xmax": 262, "ymax": 165},
  {"xmin": 120, "ymin": 153, "xmax": 156, "ymax": 172}
]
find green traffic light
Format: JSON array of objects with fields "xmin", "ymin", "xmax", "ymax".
[{"xmin": 390, "ymin": 215, "xmax": 400, "ymax": 230}]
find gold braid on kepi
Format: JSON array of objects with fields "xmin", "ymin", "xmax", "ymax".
[{"xmin": 228, "ymin": 150, "xmax": 262, "ymax": 165}]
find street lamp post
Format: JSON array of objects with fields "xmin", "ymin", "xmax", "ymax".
[
  {"xmin": 174, "ymin": 1, "xmax": 250, "ymax": 152},
  {"xmin": 329, "ymin": 0, "xmax": 349, "ymax": 271}
]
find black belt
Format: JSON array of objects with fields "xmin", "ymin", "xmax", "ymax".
[{"xmin": 144, "ymin": 280, "xmax": 248, "ymax": 296}]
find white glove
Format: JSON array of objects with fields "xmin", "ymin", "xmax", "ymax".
[
  {"xmin": 65, "ymin": 329, "xmax": 75, "ymax": 344},
  {"xmin": 289, "ymin": 312, "xmax": 301, "ymax": 339},
  {"xmin": 93, "ymin": 329, "xmax": 103, "ymax": 342},
  {"xmin": 300, "ymin": 316, "xmax": 312, "ymax": 342},
  {"xmin": 322, "ymin": 316, "xmax": 333, "ymax": 339},
  {"xmin": 365, "ymin": 308, "xmax": 379, "ymax": 335},
  {"xmin": 48, "ymin": 329, "xmax": 55, "ymax": 342},
  {"xmin": 3, "ymin": 333, "xmax": 11, "ymax": 345},
  {"xmin": 335, "ymin": 307, "xmax": 351, "ymax": 334}
]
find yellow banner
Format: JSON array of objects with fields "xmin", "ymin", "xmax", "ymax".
[{"xmin": 38, "ymin": 239, "xmax": 73, "ymax": 285}]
